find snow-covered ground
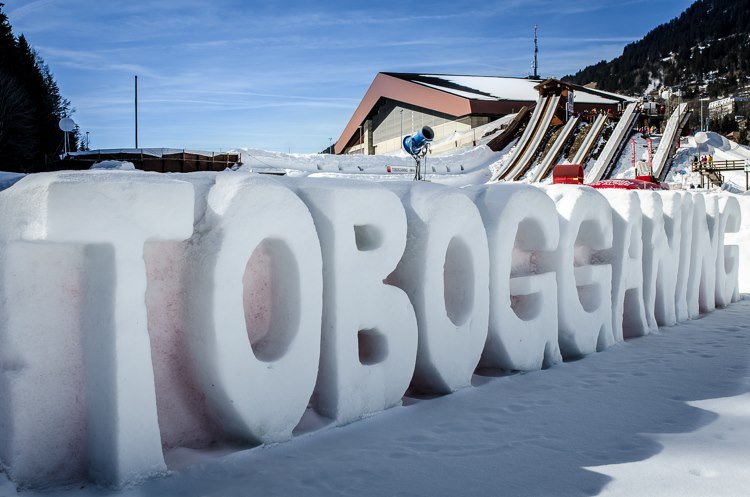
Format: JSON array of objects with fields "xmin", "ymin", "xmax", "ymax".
[
  {"xmin": 235, "ymin": 142, "xmax": 503, "ymax": 188},
  {"xmin": 4, "ymin": 297, "xmax": 748, "ymax": 497},
  {"xmin": 607, "ymin": 133, "xmax": 663, "ymax": 180}
]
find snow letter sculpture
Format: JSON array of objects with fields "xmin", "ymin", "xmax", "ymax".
[
  {"xmin": 672, "ymin": 192, "xmax": 693, "ymax": 322},
  {"xmin": 709, "ymin": 194, "xmax": 741, "ymax": 307},
  {"xmin": 687, "ymin": 193, "xmax": 718, "ymax": 316},
  {"xmin": 599, "ymin": 190, "xmax": 649, "ymax": 340},
  {"xmin": 184, "ymin": 174, "xmax": 322, "ymax": 444},
  {"xmin": 293, "ymin": 179, "xmax": 417, "ymax": 424},
  {"xmin": 637, "ymin": 191, "xmax": 677, "ymax": 328},
  {"xmin": 386, "ymin": 182, "xmax": 489, "ymax": 393},
  {"xmin": 542, "ymin": 185, "xmax": 613, "ymax": 358},
  {"xmin": 0, "ymin": 171, "xmax": 194, "ymax": 488},
  {"xmin": 470, "ymin": 183, "xmax": 561, "ymax": 371},
  {"xmin": 726, "ymin": 195, "xmax": 750, "ymax": 294},
  {"xmin": 144, "ymin": 173, "xmax": 220, "ymax": 451},
  {"xmin": 0, "ymin": 234, "xmax": 89, "ymax": 488}
]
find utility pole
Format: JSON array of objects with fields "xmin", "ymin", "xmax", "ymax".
[
  {"xmin": 531, "ymin": 25, "xmax": 540, "ymax": 79},
  {"xmin": 135, "ymin": 75, "xmax": 139, "ymax": 148}
]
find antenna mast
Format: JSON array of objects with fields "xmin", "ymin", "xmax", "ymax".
[
  {"xmin": 531, "ymin": 25, "xmax": 540, "ymax": 79},
  {"xmin": 135, "ymin": 75, "xmax": 139, "ymax": 148}
]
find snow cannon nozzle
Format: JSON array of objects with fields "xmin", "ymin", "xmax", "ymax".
[{"xmin": 403, "ymin": 126, "xmax": 434, "ymax": 157}]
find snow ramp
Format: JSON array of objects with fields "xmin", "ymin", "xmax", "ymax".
[
  {"xmin": 586, "ymin": 102, "xmax": 640, "ymax": 183},
  {"xmin": 490, "ymin": 94, "xmax": 560, "ymax": 182},
  {"xmin": 653, "ymin": 103, "xmax": 690, "ymax": 180}
]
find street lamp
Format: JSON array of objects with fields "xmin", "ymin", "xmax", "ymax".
[{"xmin": 328, "ymin": 137, "xmax": 332, "ymax": 153}]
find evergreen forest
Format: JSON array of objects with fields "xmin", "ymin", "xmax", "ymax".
[
  {"xmin": 0, "ymin": 3, "xmax": 76, "ymax": 173},
  {"xmin": 563, "ymin": 0, "xmax": 750, "ymax": 99}
]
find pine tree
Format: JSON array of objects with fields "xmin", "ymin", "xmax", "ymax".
[
  {"xmin": 0, "ymin": 70, "xmax": 38, "ymax": 166},
  {"xmin": 0, "ymin": 3, "xmax": 77, "ymax": 172}
]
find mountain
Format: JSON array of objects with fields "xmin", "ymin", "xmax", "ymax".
[{"xmin": 563, "ymin": 0, "xmax": 750, "ymax": 99}]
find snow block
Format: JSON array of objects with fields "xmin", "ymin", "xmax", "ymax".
[
  {"xmin": 184, "ymin": 174, "xmax": 323, "ymax": 444},
  {"xmin": 542, "ymin": 185, "xmax": 613, "ymax": 358},
  {"xmin": 292, "ymin": 179, "xmax": 418, "ymax": 425},
  {"xmin": 709, "ymin": 194, "xmax": 741, "ymax": 306},
  {"xmin": 469, "ymin": 183, "xmax": 561, "ymax": 371},
  {"xmin": 727, "ymin": 194, "xmax": 750, "ymax": 294},
  {"xmin": 638, "ymin": 191, "xmax": 677, "ymax": 328},
  {"xmin": 0, "ymin": 242, "xmax": 88, "ymax": 489},
  {"xmin": 674, "ymin": 192, "xmax": 693, "ymax": 322},
  {"xmin": 385, "ymin": 182, "xmax": 489, "ymax": 393},
  {"xmin": 144, "ymin": 172, "xmax": 221, "ymax": 451},
  {"xmin": 0, "ymin": 171, "xmax": 194, "ymax": 488},
  {"xmin": 598, "ymin": 190, "xmax": 649, "ymax": 340},
  {"xmin": 687, "ymin": 193, "xmax": 718, "ymax": 316}
]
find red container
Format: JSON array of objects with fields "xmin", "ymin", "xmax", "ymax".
[{"xmin": 552, "ymin": 164, "xmax": 584, "ymax": 185}]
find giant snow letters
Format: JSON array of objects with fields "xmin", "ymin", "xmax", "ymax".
[
  {"xmin": 599, "ymin": 190, "xmax": 649, "ymax": 340},
  {"xmin": 0, "ymin": 172, "xmax": 745, "ymax": 490},
  {"xmin": 470, "ymin": 183, "xmax": 561, "ymax": 371},
  {"xmin": 291, "ymin": 179, "xmax": 418, "ymax": 425},
  {"xmin": 542, "ymin": 185, "xmax": 613, "ymax": 357},
  {"xmin": 386, "ymin": 182, "xmax": 489, "ymax": 393}
]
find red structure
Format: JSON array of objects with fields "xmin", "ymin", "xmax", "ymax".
[
  {"xmin": 590, "ymin": 178, "xmax": 669, "ymax": 190},
  {"xmin": 552, "ymin": 164, "xmax": 584, "ymax": 185}
]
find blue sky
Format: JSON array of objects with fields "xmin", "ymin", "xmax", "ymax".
[{"xmin": 6, "ymin": 0, "xmax": 694, "ymax": 153}]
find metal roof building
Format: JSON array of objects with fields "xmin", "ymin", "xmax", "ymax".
[{"xmin": 334, "ymin": 72, "xmax": 634, "ymax": 155}]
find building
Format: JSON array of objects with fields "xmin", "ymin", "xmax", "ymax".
[
  {"xmin": 708, "ymin": 96, "xmax": 748, "ymax": 121},
  {"xmin": 334, "ymin": 73, "xmax": 634, "ymax": 155}
]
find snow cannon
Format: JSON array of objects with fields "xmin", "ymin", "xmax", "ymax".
[{"xmin": 403, "ymin": 126, "xmax": 434, "ymax": 157}]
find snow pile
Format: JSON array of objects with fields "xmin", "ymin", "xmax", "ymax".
[{"xmin": 0, "ymin": 171, "xmax": 745, "ymax": 491}]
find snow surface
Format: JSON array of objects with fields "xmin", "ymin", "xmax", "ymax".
[
  {"xmin": 0, "ymin": 133, "xmax": 749, "ymax": 496},
  {"xmin": 412, "ymin": 74, "xmax": 634, "ymax": 105},
  {"xmin": 4, "ymin": 298, "xmax": 749, "ymax": 497}
]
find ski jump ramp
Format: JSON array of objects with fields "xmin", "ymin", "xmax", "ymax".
[
  {"xmin": 585, "ymin": 102, "xmax": 640, "ymax": 183},
  {"xmin": 529, "ymin": 116, "xmax": 579, "ymax": 183},
  {"xmin": 490, "ymin": 94, "xmax": 561, "ymax": 182},
  {"xmin": 653, "ymin": 102, "xmax": 690, "ymax": 180}
]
